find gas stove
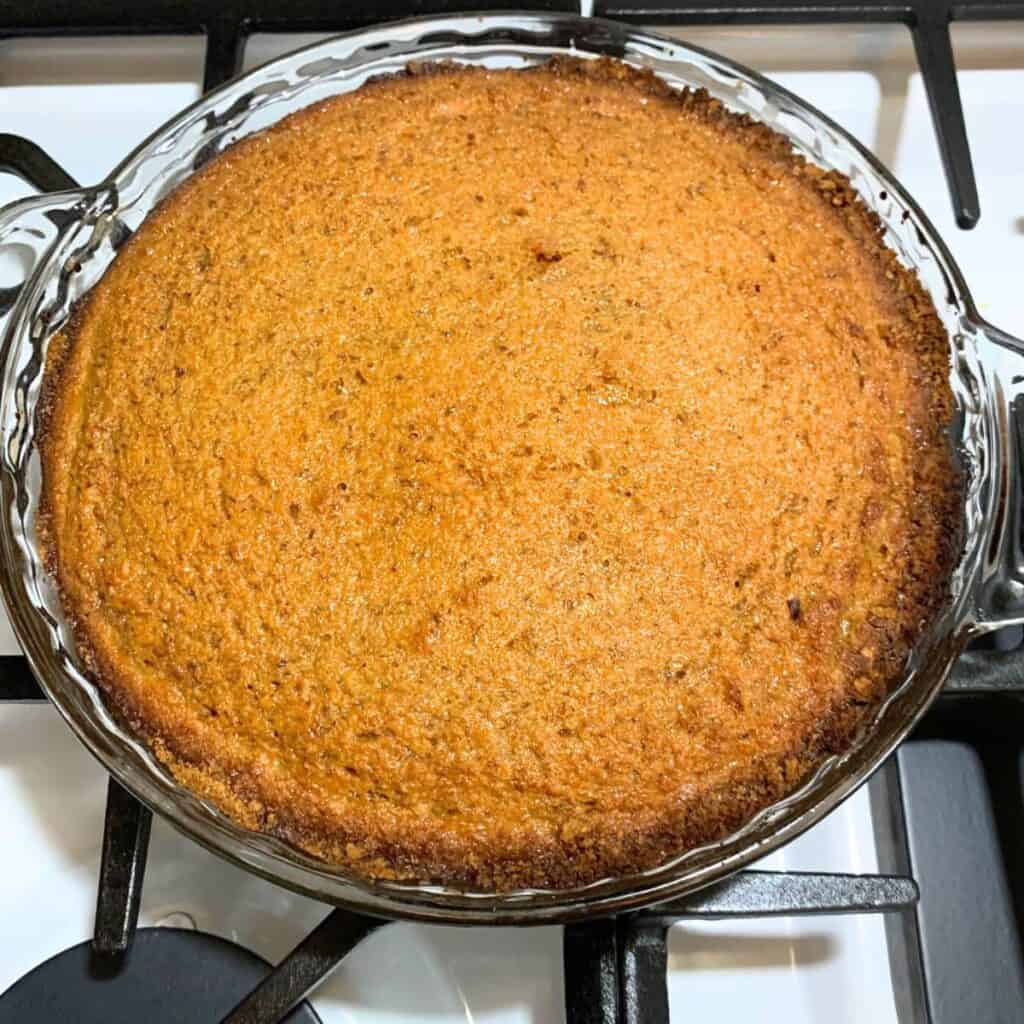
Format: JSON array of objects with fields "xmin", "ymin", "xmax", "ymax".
[{"xmin": 0, "ymin": 4, "xmax": 1022, "ymax": 1022}]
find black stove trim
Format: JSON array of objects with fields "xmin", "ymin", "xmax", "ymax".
[{"xmin": 891, "ymin": 729, "xmax": 1024, "ymax": 1024}]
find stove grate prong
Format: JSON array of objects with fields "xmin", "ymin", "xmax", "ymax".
[
  {"xmin": 911, "ymin": 3, "xmax": 979, "ymax": 228},
  {"xmin": 641, "ymin": 868, "xmax": 919, "ymax": 921},
  {"xmin": 92, "ymin": 777, "xmax": 153, "ymax": 958},
  {"xmin": 590, "ymin": 0, "xmax": 1024, "ymax": 228},
  {"xmin": 0, "ymin": 655, "xmax": 45, "ymax": 701},
  {"xmin": 564, "ymin": 917, "xmax": 619, "ymax": 1024},
  {"xmin": 204, "ymin": 16, "xmax": 246, "ymax": 92},
  {"xmin": 219, "ymin": 908, "xmax": 383, "ymax": 1024},
  {"xmin": 564, "ymin": 869, "xmax": 919, "ymax": 1023}
]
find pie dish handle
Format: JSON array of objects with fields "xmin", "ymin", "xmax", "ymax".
[
  {"xmin": 0, "ymin": 139, "xmax": 84, "ymax": 351},
  {"xmin": 970, "ymin": 319, "xmax": 1024, "ymax": 634}
]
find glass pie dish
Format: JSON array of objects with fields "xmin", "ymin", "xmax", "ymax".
[{"xmin": 0, "ymin": 12, "xmax": 1023, "ymax": 925}]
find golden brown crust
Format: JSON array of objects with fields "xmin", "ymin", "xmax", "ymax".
[{"xmin": 39, "ymin": 58, "xmax": 960, "ymax": 889}]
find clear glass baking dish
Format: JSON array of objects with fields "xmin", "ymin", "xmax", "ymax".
[{"xmin": 1, "ymin": 12, "xmax": 1023, "ymax": 925}]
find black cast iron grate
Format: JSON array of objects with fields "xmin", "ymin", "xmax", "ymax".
[
  {"xmin": 39, "ymin": 669, "xmax": 1013, "ymax": 1024},
  {"xmin": 1, "ymin": 4, "xmax": 1024, "ymax": 1023},
  {"xmin": 589, "ymin": 0, "xmax": 1024, "ymax": 228},
  {"xmin": 61, "ymin": 666, "xmax": 1022, "ymax": 1024},
  {"xmin": 1, "ymin": 0, "xmax": 1023, "ymax": 225}
]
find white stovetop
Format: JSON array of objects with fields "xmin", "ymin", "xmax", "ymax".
[{"xmin": 0, "ymin": 20, "xmax": 1021, "ymax": 1023}]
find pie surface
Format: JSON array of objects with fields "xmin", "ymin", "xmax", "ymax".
[{"xmin": 41, "ymin": 59, "xmax": 959, "ymax": 889}]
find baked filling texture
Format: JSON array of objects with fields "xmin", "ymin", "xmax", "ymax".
[{"xmin": 41, "ymin": 59, "xmax": 959, "ymax": 889}]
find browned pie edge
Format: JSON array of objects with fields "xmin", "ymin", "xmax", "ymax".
[{"xmin": 36, "ymin": 57, "xmax": 964, "ymax": 891}]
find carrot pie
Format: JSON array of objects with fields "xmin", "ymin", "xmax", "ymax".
[{"xmin": 40, "ymin": 59, "xmax": 959, "ymax": 889}]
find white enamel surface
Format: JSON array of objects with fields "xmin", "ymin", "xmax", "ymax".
[{"xmin": 0, "ymin": 22, "xmax": 1021, "ymax": 1022}]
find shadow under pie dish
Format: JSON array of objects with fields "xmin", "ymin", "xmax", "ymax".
[{"xmin": 37, "ymin": 56, "xmax": 960, "ymax": 891}]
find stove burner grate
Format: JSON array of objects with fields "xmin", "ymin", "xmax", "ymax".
[
  {"xmin": 1, "ymin": 4, "xmax": 1024, "ymax": 1022},
  {"xmin": 0, "ymin": 0, "xmax": 1021, "ymax": 227}
]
